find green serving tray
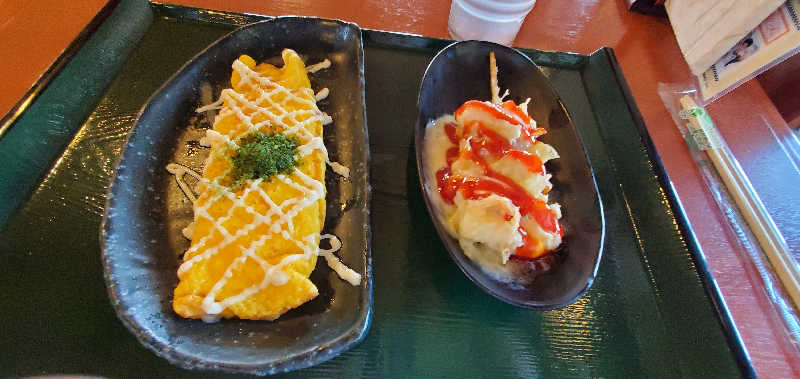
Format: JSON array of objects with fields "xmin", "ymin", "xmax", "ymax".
[{"xmin": 0, "ymin": 1, "xmax": 753, "ymax": 377}]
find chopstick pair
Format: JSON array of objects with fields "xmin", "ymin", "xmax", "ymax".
[{"xmin": 679, "ymin": 95, "xmax": 800, "ymax": 311}]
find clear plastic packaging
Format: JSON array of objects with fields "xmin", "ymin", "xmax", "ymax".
[{"xmin": 659, "ymin": 82, "xmax": 800, "ymax": 353}]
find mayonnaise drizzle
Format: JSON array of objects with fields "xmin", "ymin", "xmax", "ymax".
[
  {"xmin": 319, "ymin": 234, "xmax": 362, "ymax": 285},
  {"xmin": 166, "ymin": 163, "xmax": 201, "ymax": 203},
  {"xmin": 315, "ymin": 88, "xmax": 329, "ymax": 101},
  {"xmin": 306, "ymin": 59, "xmax": 331, "ymax": 73},
  {"xmin": 166, "ymin": 55, "xmax": 359, "ymax": 319}
]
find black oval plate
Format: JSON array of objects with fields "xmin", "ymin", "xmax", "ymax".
[
  {"xmin": 415, "ymin": 41, "xmax": 604, "ymax": 309},
  {"xmin": 100, "ymin": 17, "xmax": 372, "ymax": 375}
]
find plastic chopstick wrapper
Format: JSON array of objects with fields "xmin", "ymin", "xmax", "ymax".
[{"xmin": 659, "ymin": 83, "xmax": 800, "ymax": 348}]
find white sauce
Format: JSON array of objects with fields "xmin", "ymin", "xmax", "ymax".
[
  {"xmin": 319, "ymin": 234, "xmax": 362, "ymax": 285},
  {"xmin": 314, "ymin": 88, "xmax": 329, "ymax": 101},
  {"xmin": 165, "ymin": 55, "xmax": 359, "ymax": 320},
  {"xmin": 182, "ymin": 222, "xmax": 195, "ymax": 240},
  {"xmin": 423, "ymin": 110, "xmax": 563, "ymax": 283},
  {"xmin": 306, "ymin": 59, "xmax": 331, "ymax": 73},
  {"xmin": 166, "ymin": 163, "xmax": 201, "ymax": 203},
  {"xmin": 423, "ymin": 116, "xmax": 458, "ymax": 236}
]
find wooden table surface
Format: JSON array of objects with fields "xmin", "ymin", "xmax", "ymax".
[
  {"xmin": 3, "ymin": 0, "xmax": 799, "ymax": 377},
  {"xmin": 0, "ymin": 0, "xmax": 114, "ymax": 129}
]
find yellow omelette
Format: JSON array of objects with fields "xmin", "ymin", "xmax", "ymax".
[{"xmin": 173, "ymin": 50, "xmax": 327, "ymax": 321}]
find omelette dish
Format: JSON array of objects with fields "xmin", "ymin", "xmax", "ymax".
[
  {"xmin": 170, "ymin": 49, "xmax": 359, "ymax": 322},
  {"xmin": 423, "ymin": 53, "xmax": 563, "ymax": 284}
]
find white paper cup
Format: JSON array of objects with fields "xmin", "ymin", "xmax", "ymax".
[{"xmin": 448, "ymin": 0, "xmax": 537, "ymax": 45}]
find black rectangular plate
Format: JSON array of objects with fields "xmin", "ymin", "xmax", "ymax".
[{"xmin": 101, "ymin": 17, "xmax": 371, "ymax": 375}]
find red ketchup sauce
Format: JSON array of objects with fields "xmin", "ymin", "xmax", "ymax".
[{"xmin": 436, "ymin": 100, "xmax": 562, "ymax": 260}]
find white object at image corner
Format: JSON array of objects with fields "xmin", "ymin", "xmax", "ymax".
[{"xmin": 448, "ymin": 0, "xmax": 537, "ymax": 45}]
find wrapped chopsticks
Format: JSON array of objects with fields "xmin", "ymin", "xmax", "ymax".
[{"xmin": 677, "ymin": 94, "xmax": 800, "ymax": 311}]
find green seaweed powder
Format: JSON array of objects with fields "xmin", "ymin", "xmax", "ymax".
[{"xmin": 229, "ymin": 131, "xmax": 299, "ymax": 187}]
